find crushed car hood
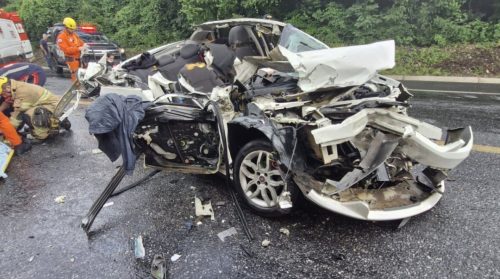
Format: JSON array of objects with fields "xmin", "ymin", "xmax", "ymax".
[{"xmin": 280, "ymin": 40, "xmax": 395, "ymax": 92}]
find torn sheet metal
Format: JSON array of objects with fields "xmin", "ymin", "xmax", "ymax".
[
  {"xmin": 280, "ymin": 40, "xmax": 395, "ymax": 92},
  {"xmin": 328, "ymin": 132, "xmax": 399, "ymax": 192},
  {"xmin": 194, "ymin": 196, "xmax": 215, "ymax": 220}
]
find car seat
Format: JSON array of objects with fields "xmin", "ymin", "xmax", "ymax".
[
  {"xmin": 228, "ymin": 26, "xmax": 260, "ymax": 59},
  {"xmin": 159, "ymin": 44, "xmax": 202, "ymax": 81},
  {"xmin": 178, "ymin": 62, "xmax": 224, "ymax": 94}
]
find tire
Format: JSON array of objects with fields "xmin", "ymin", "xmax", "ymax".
[
  {"xmin": 233, "ymin": 139, "xmax": 300, "ymax": 217},
  {"xmin": 48, "ymin": 55, "xmax": 63, "ymax": 75},
  {"xmin": 55, "ymin": 66, "xmax": 64, "ymax": 75}
]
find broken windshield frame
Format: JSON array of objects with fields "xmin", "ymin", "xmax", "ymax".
[{"xmin": 278, "ymin": 24, "xmax": 329, "ymax": 53}]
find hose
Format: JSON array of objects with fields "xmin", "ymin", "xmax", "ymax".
[{"xmin": 207, "ymin": 100, "xmax": 254, "ymax": 241}]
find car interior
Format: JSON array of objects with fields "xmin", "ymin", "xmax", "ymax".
[{"xmin": 124, "ymin": 23, "xmax": 281, "ymax": 95}]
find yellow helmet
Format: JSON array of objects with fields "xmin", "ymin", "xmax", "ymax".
[
  {"xmin": 63, "ymin": 17, "xmax": 77, "ymax": 30},
  {"xmin": 0, "ymin": 76, "xmax": 8, "ymax": 94}
]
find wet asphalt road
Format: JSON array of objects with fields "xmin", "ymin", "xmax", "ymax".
[{"xmin": 0, "ymin": 77, "xmax": 499, "ymax": 279}]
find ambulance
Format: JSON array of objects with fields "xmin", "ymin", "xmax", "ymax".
[{"xmin": 0, "ymin": 9, "xmax": 33, "ymax": 67}]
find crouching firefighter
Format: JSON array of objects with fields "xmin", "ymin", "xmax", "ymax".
[{"xmin": 0, "ymin": 77, "xmax": 64, "ymax": 141}]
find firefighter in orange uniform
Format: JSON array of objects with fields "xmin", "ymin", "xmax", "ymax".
[{"xmin": 57, "ymin": 17, "xmax": 85, "ymax": 80}]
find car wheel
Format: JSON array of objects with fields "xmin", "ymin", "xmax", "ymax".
[
  {"xmin": 55, "ymin": 66, "xmax": 64, "ymax": 75},
  {"xmin": 48, "ymin": 55, "xmax": 56, "ymax": 71},
  {"xmin": 233, "ymin": 139, "xmax": 299, "ymax": 217}
]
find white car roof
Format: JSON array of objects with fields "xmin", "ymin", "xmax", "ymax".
[{"xmin": 197, "ymin": 18, "xmax": 286, "ymax": 29}]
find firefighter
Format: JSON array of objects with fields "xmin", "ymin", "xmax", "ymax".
[
  {"xmin": 57, "ymin": 17, "xmax": 85, "ymax": 80},
  {"xmin": 0, "ymin": 77, "xmax": 60, "ymax": 141},
  {"xmin": 0, "ymin": 77, "xmax": 31, "ymax": 154}
]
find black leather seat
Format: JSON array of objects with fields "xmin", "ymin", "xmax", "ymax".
[
  {"xmin": 179, "ymin": 63, "xmax": 224, "ymax": 93},
  {"xmin": 228, "ymin": 26, "xmax": 259, "ymax": 59},
  {"xmin": 159, "ymin": 44, "xmax": 201, "ymax": 81}
]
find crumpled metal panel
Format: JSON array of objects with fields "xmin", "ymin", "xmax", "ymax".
[{"xmin": 280, "ymin": 40, "xmax": 395, "ymax": 92}]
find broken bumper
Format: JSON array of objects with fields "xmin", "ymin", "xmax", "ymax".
[
  {"xmin": 311, "ymin": 109, "xmax": 473, "ymax": 170},
  {"xmin": 306, "ymin": 183, "xmax": 444, "ymax": 221},
  {"xmin": 298, "ymin": 109, "xmax": 473, "ymax": 221}
]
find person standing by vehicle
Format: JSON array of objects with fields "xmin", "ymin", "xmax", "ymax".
[
  {"xmin": 0, "ymin": 77, "xmax": 60, "ymax": 141},
  {"xmin": 39, "ymin": 33, "xmax": 52, "ymax": 68},
  {"xmin": 0, "ymin": 77, "xmax": 31, "ymax": 154},
  {"xmin": 57, "ymin": 17, "xmax": 84, "ymax": 80}
]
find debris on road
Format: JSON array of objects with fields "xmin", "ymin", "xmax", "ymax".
[
  {"xmin": 194, "ymin": 196, "xmax": 214, "ymax": 221},
  {"xmin": 170, "ymin": 254, "xmax": 181, "ymax": 262},
  {"xmin": 261, "ymin": 239, "xmax": 271, "ymax": 247},
  {"xmin": 332, "ymin": 253, "xmax": 346, "ymax": 261},
  {"xmin": 134, "ymin": 236, "xmax": 145, "ymax": 259},
  {"xmin": 28, "ymin": 256, "xmax": 34, "ymax": 262},
  {"xmin": 91, "ymin": 149, "xmax": 103, "ymax": 154},
  {"xmin": 103, "ymin": 201, "xmax": 114, "ymax": 208},
  {"xmin": 151, "ymin": 254, "xmax": 166, "ymax": 279},
  {"xmin": 279, "ymin": 228, "xmax": 290, "ymax": 237},
  {"xmin": 70, "ymin": 257, "xmax": 75, "ymax": 263},
  {"xmin": 217, "ymin": 227, "xmax": 237, "ymax": 242},
  {"xmin": 184, "ymin": 220, "xmax": 193, "ymax": 231},
  {"xmin": 195, "ymin": 188, "xmax": 211, "ymax": 202},
  {"xmin": 54, "ymin": 195, "xmax": 66, "ymax": 204},
  {"xmin": 240, "ymin": 244, "xmax": 255, "ymax": 258}
]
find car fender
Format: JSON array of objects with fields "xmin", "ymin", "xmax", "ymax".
[{"xmin": 227, "ymin": 115, "xmax": 303, "ymax": 171}]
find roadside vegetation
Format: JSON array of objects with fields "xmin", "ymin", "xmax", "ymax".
[{"xmin": 2, "ymin": 0, "xmax": 499, "ymax": 77}]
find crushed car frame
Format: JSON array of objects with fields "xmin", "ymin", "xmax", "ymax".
[{"xmin": 79, "ymin": 18, "xmax": 473, "ymax": 226}]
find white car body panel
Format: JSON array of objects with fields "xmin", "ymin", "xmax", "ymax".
[{"xmin": 280, "ymin": 40, "xmax": 395, "ymax": 92}]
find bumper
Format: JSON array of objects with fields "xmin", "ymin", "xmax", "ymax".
[
  {"xmin": 305, "ymin": 183, "xmax": 444, "ymax": 221},
  {"xmin": 311, "ymin": 109, "xmax": 473, "ymax": 170}
]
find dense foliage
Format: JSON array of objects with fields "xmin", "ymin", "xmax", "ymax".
[{"xmin": 2, "ymin": 0, "xmax": 499, "ymax": 49}]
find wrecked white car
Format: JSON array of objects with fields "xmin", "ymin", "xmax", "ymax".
[{"xmin": 80, "ymin": 18, "xmax": 472, "ymax": 231}]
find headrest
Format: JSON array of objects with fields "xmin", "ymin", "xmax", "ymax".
[
  {"xmin": 228, "ymin": 26, "xmax": 252, "ymax": 45},
  {"xmin": 157, "ymin": 54, "xmax": 174, "ymax": 66},
  {"xmin": 180, "ymin": 44, "xmax": 201, "ymax": 59}
]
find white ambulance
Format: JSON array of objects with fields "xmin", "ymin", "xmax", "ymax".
[{"xmin": 0, "ymin": 9, "xmax": 33, "ymax": 67}]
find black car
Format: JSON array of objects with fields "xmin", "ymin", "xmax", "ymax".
[{"xmin": 46, "ymin": 23, "xmax": 125, "ymax": 74}]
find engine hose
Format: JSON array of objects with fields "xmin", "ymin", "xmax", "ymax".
[{"xmin": 207, "ymin": 100, "xmax": 254, "ymax": 241}]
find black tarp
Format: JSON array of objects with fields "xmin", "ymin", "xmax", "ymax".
[{"xmin": 85, "ymin": 93, "xmax": 151, "ymax": 174}]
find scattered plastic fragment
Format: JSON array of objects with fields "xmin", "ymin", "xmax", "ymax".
[
  {"xmin": 333, "ymin": 253, "xmax": 346, "ymax": 261},
  {"xmin": 217, "ymin": 227, "xmax": 237, "ymax": 242},
  {"xmin": 261, "ymin": 239, "xmax": 271, "ymax": 247},
  {"xmin": 70, "ymin": 257, "xmax": 75, "ymax": 262},
  {"xmin": 54, "ymin": 195, "xmax": 66, "ymax": 204},
  {"xmin": 170, "ymin": 254, "xmax": 181, "ymax": 262},
  {"xmin": 196, "ymin": 221, "xmax": 203, "ymax": 226},
  {"xmin": 91, "ymin": 149, "xmax": 103, "ymax": 154},
  {"xmin": 194, "ymin": 196, "xmax": 215, "ymax": 221},
  {"xmin": 134, "ymin": 236, "xmax": 145, "ymax": 259},
  {"xmin": 279, "ymin": 228, "xmax": 290, "ymax": 237},
  {"xmin": 196, "ymin": 189, "xmax": 211, "ymax": 202},
  {"xmin": 28, "ymin": 256, "xmax": 34, "ymax": 262},
  {"xmin": 103, "ymin": 201, "xmax": 114, "ymax": 208},
  {"xmin": 215, "ymin": 201, "xmax": 226, "ymax": 207},
  {"xmin": 184, "ymin": 220, "xmax": 193, "ymax": 231},
  {"xmin": 151, "ymin": 254, "xmax": 166, "ymax": 279}
]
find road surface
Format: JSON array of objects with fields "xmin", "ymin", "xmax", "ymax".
[{"xmin": 0, "ymin": 77, "xmax": 498, "ymax": 278}]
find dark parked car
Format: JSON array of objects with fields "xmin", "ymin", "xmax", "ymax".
[{"xmin": 46, "ymin": 23, "xmax": 125, "ymax": 75}]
